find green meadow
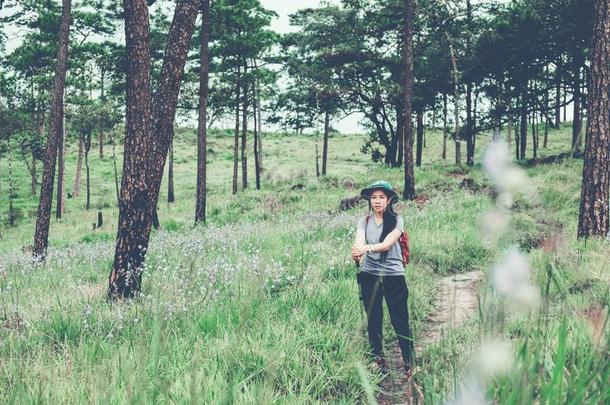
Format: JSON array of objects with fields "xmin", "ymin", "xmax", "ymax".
[{"xmin": 0, "ymin": 125, "xmax": 608, "ymax": 403}]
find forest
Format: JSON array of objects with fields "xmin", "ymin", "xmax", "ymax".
[{"xmin": 0, "ymin": 0, "xmax": 608, "ymax": 403}]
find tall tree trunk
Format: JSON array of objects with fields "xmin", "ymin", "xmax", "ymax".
[
  {"xmin": 100, "ymin": 73, "xmax": 105, "ymax": 158},
  {"xmin": 0, "ymin": 160, "xmax": 2, "ymax": 238},
  {"xmin": 563, "ymin": 82, "xmax": 567, "ymax": 122},
  {"xmin": 8, "ymin": 150, "xmax": 15, "ymax": 227},
  {"xmin": 390, "ymin": 104, "xmax": 400, "ymax": 166},
  {"xmin": 442, "ymin": 93, "xmax": 448, "ymax": 160},
  {"xmin": 233, "ymin": 64, "xmax": 240, "ymax": 195},
  {"xmin": 31, "ymin": 109, "xmax": 45, "ymax": 196},
  {"xmin": 519, "ymin": 92, "xmax": 527, "ymax": 161},
  {"xmin": 167, "ymin": 140, "xmax": 175, "ymax": 203},
  {"xmin": 195, "ymin": 0, "xmax": 211, "ymax": 224},
  {"xmin": 241, "ymin": 62, "xmax": 248, "ymax": 190},
  {"xmin": 32, "ymin": 0, "xmax": 71, "ymax": 258},
  {"xmin": 253, "ymin": 58, "xmax": 263, "ymax": 174},
  {"xmin": 99, "ymin": 129, "xmax": 104, "ymax": 159},
  {"xmin": 253, "ymin": 79, "xmax": 261, "ymax": 190},
  {"xmin": 416, "ymin": 110, "xmax": 423, "ymax": 167},
  {"xmin": 56, "ymin": 112, "xmax": 65, "ymax": 219},
  {"xmin": 515, "ymin": 121, "xmax": 520, "ymax": 161},
  {"xmin": 532, "ymin": 111, "xmax": 538, "ymax": 160},
  {"xmin": 84, "ymin": 131, "xmax": 91, "ymax": 210},
  {"xmin": 111, "ymin": 130, "xmax": 120, "ymax": 205},
  {"xmin": 575, "ymin": 80, "xmax": 587, "ymax": 153},
  {"xmin": 315, "ymin": 135, "xmax": 320, "ymax": 177},
  {"xmin": 109, "ymin": 0, "xmax": 200, "ymax": 299},
  {"xmin": 402, "ymin": 0, "xmax": 415, "ymax": 200},
  {"xmin": 446, "ymin": 32, "xmax": 462, "ymax": 168},
  {"xmin": 465, "ymin": 0, "xmax": 474, "ymax": 166},
  {"xmin": 572, "ymin": 61, "xmax": 582, "ymax": 153},
  {"xmin": 322, "ymin": 111, "xmax": 329, "ymax": 175},
  {"xmin": 257, "ymin": 91, "xmax": 263, "ymax": 173},
  {"xmin": 555, "ymin": 75, "xmax": 561, "ymax": 128},
  {"xmin": 396, "ymin": 102, "xmax": 404, "ymax": 167},
  {"xmin": 31, "ymin": 154, "xmax": 37, "ymax": 196},
  {"xmin": 73, "ymin": 131, "xmax": 84, "ymax": 197},
  {"xmin": 544, "ymin": 114, "xmax": 549, "ymax": 148},
  {"xmin": 578, "ymin": 0, "xmax": 610, "ymax": 238},
  {"xmin": 145, "ymin": 0, "xmax": 200, "ymax": 213},
  {"xmin": 507, "ymin": 113, "xmax": 513, "ymax": 148},
  {"xmin": 108, "ymin": 0, "xmax": 153, "ymax": 299}
]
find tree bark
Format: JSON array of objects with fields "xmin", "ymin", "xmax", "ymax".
[
  {"xmin": 402, "ymin": 0, "xmax": 415, "ymax": 200},
  {"xmin": 73, "ymin": 131, "xmax": 84, "ymax": 197},
  {"xmin": 555, "ymin": 75, "xmax": 561, "ymax": 128},
  {"xmin": 108, "ymin": 0, "xmax": 153, "ymax": 299},
  {"xmin": 241, "ymin": 61, "xmax": 248, "ymax": 190},
  {"xmin": 253, "ymin": 58, "xmax": 263, "ymax": 174},
  {"xmin": 233, "ymin": 64, "xmax": 240, "ymax": 195},
  {"xmin": 253, "ymin": 79, "xmax": 261, "ymax": 189},
  {"xmin": 519, "ymin": 93, "xmax": 527, "ymax": 161},
  {"xmin": 99, "ymin": 128, "xmax": 104, "ymax": 159},
  {"xmin": 31, "ymin": 154, "xmax": 37, "ymax": 196},
  {"xmin": 578, "ymin": 0, "xmax": 610, "ymax": 238},
  {"xmin": 446, "ymin": 32, "xmax": 462, "ymax": 168},
  {"xmin": 322, "ymin": 111, "xmax": 329, "ymax": 175},
  {"xmin": 195, "ymin": 0, "xmax": 211, "ymax": 224},
  {"xmin": 33, "ymin": 0, "xmax": 71, "ymax": 258},
  {"xmin": 109, "ymin": 0, "xmax": 200, "ymax": 299},
  {"xmin": 572, "ymin": 61, "xmax": 582, "ymax": 153},
  {"xmin": 532, "ymin": 111, "xmax": 538, "ymax": 160},
  {"xmin": 8, "ymin": 150, "xmax": 15, "ymax": 227},
  {"xmin": 507, "ymin": 113, "xmax": 513, "ymax": 148},
  {"xmin": 416, "ymin": 109, "xmax": 423, "ymax": 167},
  {"xmin": 111, "ymin": 130, "xmax": 120, "ymax": 205},
  {"xmin": 84, "ymin": 130, "xmax": 92, "ymax": 210},
  {"xmin": 56, "ymin": 113, "xmax": 65, "ymax": 219},
  {"xmin": 315, "ymin": 134, "xmax": 320, "ymax": 177},
  {"xmin": 465, "ymin": 0, "xmax": 474, "ymax": 166},
  {"xmin": 167, "ymin": 140, "xmax": 175, "ymax": 203},
  {"xmin": 563, "ymin": 82, "xmax": 567, "ymax": 122},
  {"xmin": 515, "ymin": 121, "xmax": 520, "ymax": 161},
  {"xmin": 442, "ymin": 93, "xmax": 448, "ymax": 160}
]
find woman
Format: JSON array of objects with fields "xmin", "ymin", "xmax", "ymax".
[{"xmin": 351, "ymin": 180, "xmax": 414, "ymax": 376}]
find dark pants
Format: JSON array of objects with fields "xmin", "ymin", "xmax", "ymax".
[{"xmin": 357, "ymin": 271, "xmax": 414, "ymax": 368}]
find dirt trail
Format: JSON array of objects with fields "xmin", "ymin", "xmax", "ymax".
[{"xmin": 377, "ymin": 270, "xmax": 485, "ymax": 405}]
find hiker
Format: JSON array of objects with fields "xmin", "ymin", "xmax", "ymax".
[{"xmin": 351, "ymin": 180, "xmax": 414, "ymax": 377}]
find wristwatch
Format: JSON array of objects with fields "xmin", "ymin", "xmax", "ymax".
[{"xmin": 367, "ymin": 245, "xmax": 375, "ymax": 254}]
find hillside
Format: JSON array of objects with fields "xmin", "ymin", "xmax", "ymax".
[{"xmin": 0, "ymin": 126, "xmax": 608, "ymax": 403}]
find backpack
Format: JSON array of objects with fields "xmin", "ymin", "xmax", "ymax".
[{"xmin": 365, "ymin": 215, "xmax": 410, "ymax": 266}]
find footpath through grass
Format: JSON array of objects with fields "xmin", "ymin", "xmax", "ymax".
[{"xmin": 0, "ymin": 125, "xmax": 608, "ymax": 403}]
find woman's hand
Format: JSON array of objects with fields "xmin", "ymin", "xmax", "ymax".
[
  {"xmin": 352, "ymin": 244, "xmax": 369, "ymax": 259},
  {"xmin": 351, "ymin": 245, "xmax": 363, "ymax": 262}
]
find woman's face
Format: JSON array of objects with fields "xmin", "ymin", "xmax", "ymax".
[{"xmin": 370, "ymin": 190, "xmax": 389, "ymax": 214}]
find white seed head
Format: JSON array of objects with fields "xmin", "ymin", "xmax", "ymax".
[
  {"xmin": 480, "ymin": 209, "xmax": 511, "ymax": 244},
  {"xmin": 492, "ymin": 248, "xmax": 540, "ymax": 308},
  {"xmin": 472, "ymin": 339, "xmax": 514, "ymax": 378}
]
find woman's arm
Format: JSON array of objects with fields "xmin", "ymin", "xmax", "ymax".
[
  {"xmin": 368, "ymin": 229, "xmax": 402, "ymax": 253},
  {"xmin": 351, "ymin": 219, "xmax": 367, "ymax": 262},
  {"xmin": 355, "ymin": 216, "xmax": 404, "ymax": 255}
]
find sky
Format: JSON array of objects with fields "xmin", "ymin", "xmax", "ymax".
[
  {"xmin": 0, "ymin": 0, "xmax": 365, "ymax": 133},
  {"xmin": 259, "ymin": 0, "xmax": 364, "ymax": 134}
]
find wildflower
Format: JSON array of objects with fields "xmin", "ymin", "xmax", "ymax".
[{"xmin": 491, "ymin": 248, "xmax": 540, "ymax": 309}]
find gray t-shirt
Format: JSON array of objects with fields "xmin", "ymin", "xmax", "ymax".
[{"xmin": 357, "ymin": 214, "xmax": 405, "ymax": 276}]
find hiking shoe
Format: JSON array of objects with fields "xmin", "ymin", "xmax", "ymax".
[
  {"xmin": 374, "ymin": 357, "xmax": 389, "ymax": 376},
  {"xmin": 404, "ymin": 364, "xmax": 414, "ymax": 380}
]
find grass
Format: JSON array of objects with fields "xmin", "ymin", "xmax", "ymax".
[{"xmin": 0, "ymin": 123, "xmax": 608, "ymax": 403}]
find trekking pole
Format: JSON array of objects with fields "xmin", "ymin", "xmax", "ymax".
[{"xmin": 354, "ymin": 258, "xmax": 367, "ymax": 339}]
